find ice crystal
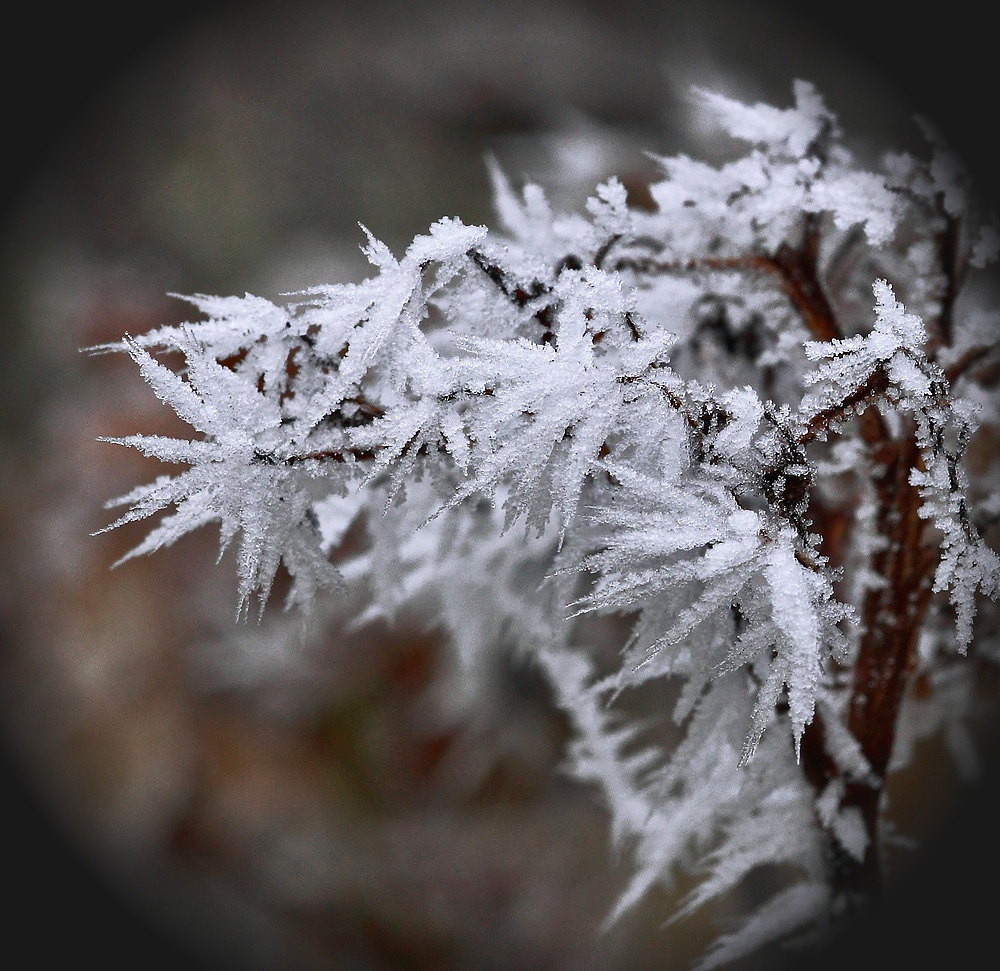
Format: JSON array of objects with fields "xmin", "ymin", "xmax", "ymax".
[{"xmin": 93, "ymin": 81, "xmax": 1000, "ymax": 966}]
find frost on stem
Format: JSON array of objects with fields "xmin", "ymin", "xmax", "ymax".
[{"xmin": 92, "ymin": 81, "xmax": 1000, "ymax": 965}]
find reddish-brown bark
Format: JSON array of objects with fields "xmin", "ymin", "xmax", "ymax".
[{"xmin": 772, "ymin": 221, "xmax": 943, "ymax": 901}]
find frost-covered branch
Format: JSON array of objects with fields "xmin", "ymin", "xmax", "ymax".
[{"xmin": 92, "ymin": 80, "xmax": 1000, "ymax": 966}]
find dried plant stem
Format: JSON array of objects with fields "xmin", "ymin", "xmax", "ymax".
[{"xmin": 778, "ymin": 227, "xmax": 940, "ymax": 901}]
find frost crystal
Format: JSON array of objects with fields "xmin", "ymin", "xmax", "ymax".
[{"xmin": 93, "ymin": 81, "xmax": 1000, "ymax": 966}]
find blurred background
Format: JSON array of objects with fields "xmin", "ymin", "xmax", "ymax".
[{"xmin": 1, "ymin": 2, "xmax": 999, "ymax": 969}]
